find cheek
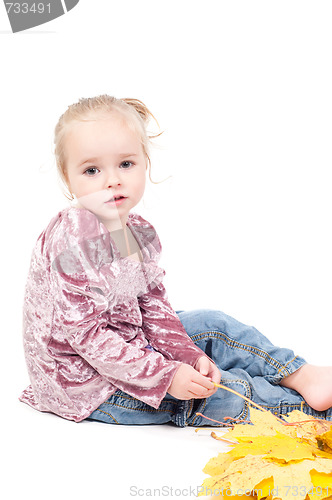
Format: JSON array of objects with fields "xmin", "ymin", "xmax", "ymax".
[
  {"xmin": 67, "ymin": 172, "xmax": 93, "ymax": 197},
  {"xmin": 130, "ymin": 168, "xmax": 146, "ymax": 195},
  {"xmin": 137, "ymin": 176, "xmax": 146, "ymax": 197}
]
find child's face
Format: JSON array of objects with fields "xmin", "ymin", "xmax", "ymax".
[{"xmin": 64, "ymin": 112, "xmax": 147, "ymax": 231}]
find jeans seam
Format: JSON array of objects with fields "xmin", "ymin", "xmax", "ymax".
[
  {"xmin": 190, "ymin": 398, "xmax": 207, "ymax": 426},
  {"xmin": 190, "ymin": 330, "xmax": 292, "ymax": 372},
  {"xmin": 277, "ymin": 355, "xmax": 298, "ymax": 376},
  {"xmin": 184, "ymin": 399, "xmax": 194, "ymax": 426},
  {"xmin": 258, "ymin": 402, "xmax": 327, "ymax": 419},
  {"xmin": 260, "ymin": 403, "xmax": 304, "ymax": 410},
  {"xmin": 94, "ymin": 408, "xmax": 119, "ymax": 424},
  {"xmin": 105, "ymin": 393, "xmax": 178, "ymax": 409},
  {"xmin": 103, "ymin": 401, "xmax": 177, "ymax": 415}
]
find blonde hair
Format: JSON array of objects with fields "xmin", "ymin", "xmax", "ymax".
[{"xmin": 54, "ymin": 95, "xmax": 162, "ymax": 200}]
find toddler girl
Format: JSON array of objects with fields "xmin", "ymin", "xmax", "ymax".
[{"xmin": 19, "ymin": 95, "xmax": 332, "ymax": 426}]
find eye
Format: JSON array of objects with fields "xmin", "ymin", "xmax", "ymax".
[
  {"xmin": 120, "ymin": 161, "xmax": 133, "ymax": 169},
  {"xmin": 84, "ymin": 167, "xmax": 100, "ymax": 176}
]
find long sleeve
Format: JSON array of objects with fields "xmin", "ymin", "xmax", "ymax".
[
  {"xmin": 53, "ymin": 272, "xmax": 181, "ymax": 408},
  {"xmin": 138, "ymin": 281, "xmax": 206, "ymax": 366}
]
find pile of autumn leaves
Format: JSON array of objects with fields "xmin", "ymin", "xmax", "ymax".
[{"xmin": 199, "ymin": 408, "xmax": 332, "ymax": 500}]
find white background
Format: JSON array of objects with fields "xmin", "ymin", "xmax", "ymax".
[{"xmin": 1, "ymin": 1, "xmax": 332, "ymax": 499}]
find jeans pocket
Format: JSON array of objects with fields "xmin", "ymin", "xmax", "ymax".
[{"xmin": 187, "ymin": 378, "xmax": 251, "ymax": 427}]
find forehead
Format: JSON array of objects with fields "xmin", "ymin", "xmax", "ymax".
[
  {"xmin": 68, "ymin": 110, "xmax": 140, "ymax": 138},
  {"xmin": 64, "ymin": 112, "xmax": 144, "ymax": 159}
]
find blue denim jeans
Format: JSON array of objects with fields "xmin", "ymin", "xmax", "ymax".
[{"xmin": 87, "ymin": 309, "xmax": 332, "ymax": 426}]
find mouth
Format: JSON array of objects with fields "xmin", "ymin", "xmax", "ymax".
[{"xmin": 105, "ymin": 195, "xmax": 127, "ymax": 206}]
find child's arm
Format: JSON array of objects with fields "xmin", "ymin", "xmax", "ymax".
[
  {"xmin": 138, "ymin": 281, "xmax": 213, "ymax": 368},
  {"xmin": 136, "ymin": 214, "xmax": 216, "ymax": 371},
  {"xmin": 138, "ymin": 281, "xmax": 223, "ymax": 399},
  {"xmin": 48, "ymin": 208, "xmax": 184, "ymax": 409}
]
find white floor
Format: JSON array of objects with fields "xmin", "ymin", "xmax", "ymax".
[{"xmin": 11, "ymin": 401, "xmax": 227, "ymax": 500}]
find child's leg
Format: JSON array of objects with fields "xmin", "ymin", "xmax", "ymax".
[
  {"xmin": 176, "ymin": 308, "xmax": 306, "ymax": 382},
  {"xmin": 175, "ymin": 309, "xmax": 332, "ymax": 426},
  {"xmin": 86, "ymin": 308, "xmax": 332, "ymax": 427},
  {"xmin": 86, "ymin": 389, "xmax": 193, "ymax": 427}
]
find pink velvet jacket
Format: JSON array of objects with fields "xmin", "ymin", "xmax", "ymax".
[{"xmin": 19, "ymin": 207, "xmax": 205, "ymax": 422}]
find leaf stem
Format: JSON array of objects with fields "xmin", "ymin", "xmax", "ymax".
[
  {"xmin": 195, "ymin": 412, "xmax": 234, "ymax": 426},
  {"xmin": 212, "ymin": 382, "xmax": 287, "ymax": 424}
]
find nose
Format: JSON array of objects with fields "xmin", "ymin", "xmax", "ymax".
[{"xmin": 105, "ymin": 167, "xmax": 121, "ymax": 189}]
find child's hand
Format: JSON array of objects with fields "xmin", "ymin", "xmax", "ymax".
[
  {"xmin": 167, "ymin": 362, "xmax": 219, "ymax": 400},
  {"xmin": 194, "ymin": 356, "xmax": 221, "ymax": 385}
]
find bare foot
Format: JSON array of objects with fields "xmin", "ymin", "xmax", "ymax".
[{"xmin": 280, "ymin": 364, "xmax": 332, "ymax": 412}]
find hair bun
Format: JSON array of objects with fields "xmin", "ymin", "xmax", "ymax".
[{"xmin": 121, "ymin": 98, "xmax": 158, "ymax": 126}]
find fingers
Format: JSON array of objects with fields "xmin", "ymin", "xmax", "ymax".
[
  {"xmin": 210, "ymin": 365, "xmax": 222, "ymax": 384},
  {"xmin": 196, "ymin": 356, "xmax": 210, "ymax": 376},
  {"xmin": 195, "ymin": 357, "xmax": 221, "ymax": 383},
  {"xmin": 188, "ymin": 386, "xmax": 217, "ymax": 399},
  {"xmin": 167, "ymin": 362, "xmax": 220, "ymax": 400},
  {"xmin": 193, "ymin": 369, "xmax": 215, "ymax": 388},
  {"xmin": 189, "ymin": 371, "xmax": 218, "ymax": 398},
  {"xmin": 192, "ymin": 358, "xmax": 222, "ymax": 397}
]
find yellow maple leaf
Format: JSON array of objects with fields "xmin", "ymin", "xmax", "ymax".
[
  {"xmin": 203, "ymin": 453, "xmax": 234, "ymax": 477},
  {"xmin": 228, "ymin": 432, "xmax": 315, "ymax": 463},
  {"xmin": 199, "ymin": 408, "xmax": 332, "ymax": 500},
  {"xmin": 224, "ymin": 408, "xmax": 296, "ymax": 442},
  {"xmin": 254, "ymin": 477, "xmax": 274, "ymax": 499},
  {"xmin": 284, "ymin": 410, "xmax": 331, "ymax": 445},
  {"xmin": 308, "ymin": 469, "xmax": 332, "ymax": 500},
  {"xmin": 276, "ymin": 413, "xmax": 332, "ymax": 460},
  {"xmin": 200, "ymin": 455, "xmax": 332, "ymax": 499},
  {"xmin": 316, "ymin": 428, "xmax": 332, "ymax": 454},
  {"xmin": 199, "ymin": 455, "xmax": 271, "ymax": 497}
]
